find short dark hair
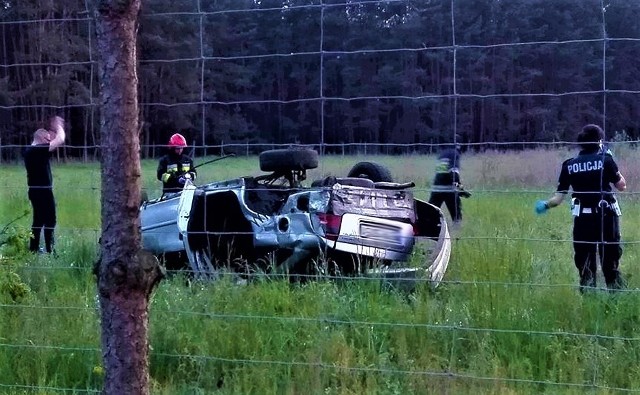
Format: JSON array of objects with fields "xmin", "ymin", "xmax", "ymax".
[{"xmin": 577, "ymin": 124, "xmax": 603, "ymax": 149}]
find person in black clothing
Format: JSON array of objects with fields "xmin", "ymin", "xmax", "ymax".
[
  {"xmin": 157, "ymin": 133, "xmax": 197, "ymax": 195},
  {"xmin": 535, "ymin": 124, "xmax": 627, "ymax": 292},
  {"xmin": 23, "ymin": 116, "xmax": 66, "ymax": 253},
  {"xmin": 428, "ymin": 144, "xmax": 469, "ymax": 222}
]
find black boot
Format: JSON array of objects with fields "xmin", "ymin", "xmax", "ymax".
[
  {"xmin": 579, "ymin": 275, "xmax": 596, "ymax": 294},
  {"xmin": 44, "ymin": 228, "xmax": 55, "ymax": 254},
  {"xmin": 606, "ymin": 275, "xmax": 627, "ymax": 293},
  {"xmin": 29, "ymin": 228, "xmax": 41, "ymax": 252}
]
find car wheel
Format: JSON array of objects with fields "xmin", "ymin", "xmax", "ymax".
[
  {"xmin": 259, "ymin": 148, "xmax": 319, "ymax": 172},
  {"xmin": 347, "ymin": 162, "xmax": 393, "ymax": 182}
]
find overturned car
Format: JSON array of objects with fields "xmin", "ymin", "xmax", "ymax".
[{"xmin": 140, "ymin": 149, "xmax": 451, "ymax": 287}]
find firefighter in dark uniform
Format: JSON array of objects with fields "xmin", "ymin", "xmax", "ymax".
[
  {"xmin": 429, "ymin": 144, "xmax": 469, "ymax": 222},
  {"xmin": 23, "ymin": 116, "xmax": 66, "ymax": 253},
  {"xmin": 535, "ymin": 124, "xmax": 627, "ymax": 292},
  {"xmin": 157, "ymin": 133, "xmax": 197, "ymax": 195}
]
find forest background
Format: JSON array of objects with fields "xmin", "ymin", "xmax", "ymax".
[{"xmin": 2, "ymin": 0, "xmax": 640, "ymax": 162}]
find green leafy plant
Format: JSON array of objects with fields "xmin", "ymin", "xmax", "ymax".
[
  {"xmin": 0, "ymin": 211, "xmax": 31, "ymax": 256},
  {"xmin": 0, "ymin": 212, "xmax": 32, "ymax": 303},
  {"xmin": 0, "ymin": 270, "xmax": 31, "ymax": 303}
]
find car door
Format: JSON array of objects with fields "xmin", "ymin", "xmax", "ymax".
[{"xmin": 177, "ymin": 179, "xmax": 196, "ymax": 236}]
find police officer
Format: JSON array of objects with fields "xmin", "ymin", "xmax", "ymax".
[
  {"xmin": 23, "ymin": 116, "xmax": 66, "ymax": 253},
  {"xmin": 535, "ymin": 124, "xmax": 627, "ymax": 292},
  {"xmin": 157, "ymin": 133, "xmax": 197, "ymax": 195},
  {"xmin": 428, "ymin": 144, "xmax": 469, "ymax": 222}
]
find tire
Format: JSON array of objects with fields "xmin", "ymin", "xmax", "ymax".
[
  {"xmin": 259, "ymin": 149, "xmax": 319, "ymax": 172},
  {"xmin": 347, "ymin": 162, "xmax": 393, "ymax": 182}
]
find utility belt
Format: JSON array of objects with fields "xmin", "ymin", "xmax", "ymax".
[
  {"xmin": 431, "ymin": 184, "xmax": 456, "ymax": 192},
  {"xmin": 571, "ymin": 198, "xmax": 621, "ymax": 217}
]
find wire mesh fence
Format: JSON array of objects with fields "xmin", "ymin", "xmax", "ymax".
[{"xmin": 2, "ymin": 0, "xmax": 640, "ymax": 393}]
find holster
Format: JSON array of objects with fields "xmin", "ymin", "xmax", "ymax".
[
  {"xmin": 571, "ymin": 198, "xmax": 581, "ymax": 217},
  {"xmin": 600, "ymin": 200, "xmax": 622, "ymax": 217}
]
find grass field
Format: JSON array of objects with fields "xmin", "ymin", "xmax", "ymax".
[{"xmin": 1, "ymin": 149, "xmax": 640, "ymax": 394}]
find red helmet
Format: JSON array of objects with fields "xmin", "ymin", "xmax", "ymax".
[{"xmin": 168, "ymin": 133, "xmax": 187, "ymax": 147}]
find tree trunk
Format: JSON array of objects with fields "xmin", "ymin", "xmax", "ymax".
[{"xmin": 93, "ymin": 1, "xmax": 162, "ymax": 394}]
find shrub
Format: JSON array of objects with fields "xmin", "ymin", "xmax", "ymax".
[{"xmin": 0, "ymin": 213, "xmax": 32, "ymax": 302}]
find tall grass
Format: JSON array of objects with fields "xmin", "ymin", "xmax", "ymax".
[{"xmin": 1, "ymin": 149, "xmax": 639, "ymax": 394}]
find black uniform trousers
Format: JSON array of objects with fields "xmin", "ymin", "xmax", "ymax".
[
  {"xmin": 428, "ymin": 191, "xmax": 462, "ymax": 222},
  {"xmin": 28, "ymin": 187, "xmax": 57, "ymax": 253},
  {"xmin": 572, "ymin": 209, "xmax": 622, "ymax": 289}
]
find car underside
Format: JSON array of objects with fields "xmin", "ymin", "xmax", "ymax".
[{"xmin": 140, "ymin": 149, "xmax": 451, "ymax": 286}]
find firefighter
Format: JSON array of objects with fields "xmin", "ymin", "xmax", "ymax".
[
  {"xmin": 535, "ymin": 124, "xmax": 627, "ymax": 292},
  {"xmin": 157, "ymin": 133, "xmax": 197, "ymax": 195}
]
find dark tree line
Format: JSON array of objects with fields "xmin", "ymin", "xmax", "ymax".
[{"xmin": 1, "ymin": 0, "xmax": 640, "ymax": 161}]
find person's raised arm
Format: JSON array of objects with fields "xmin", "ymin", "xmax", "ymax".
[{"xmin": 48, "ymin": 116, "xmax": 66, "ymax": 151}]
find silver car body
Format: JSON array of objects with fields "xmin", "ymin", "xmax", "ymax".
[{"xmin": 141, "ymin": 176, "xmax": 451, "ymax": 286}]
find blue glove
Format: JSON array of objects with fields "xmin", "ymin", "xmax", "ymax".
[
  {"xmin": 535, "ymin": 200, "xmax": 549, "ymax": 215},
  {"xmin": 178, "ymin": 176, "xmax": 186, "ymax": 185}
]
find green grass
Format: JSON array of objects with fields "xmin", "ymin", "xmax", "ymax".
[{"xmin": 1, "ymin": 150, "xmax": 640, "ymax": 394}]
